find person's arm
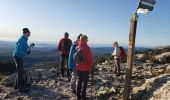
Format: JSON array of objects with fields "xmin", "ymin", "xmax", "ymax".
[
  {"xmin": 111, "ymin": 50, "xmax": 114, "ymax": 56},
  {"xmin": 113, "ymin": 47, "xmax": 119, "ymax": 56},
  {"xmin": 27, "ymin": 46, "xmax": 31, "ymax": 54},
  {"xmin": 86, "ymin": 47, "xmax": 93, "ymax": 69},
  {"xmin": 112, "ymin": 48, "xmax": 116, "ymax": 56},
  {"xmin": 68, "ymin": 44, "xmax": 75, "ymax": 69},
  {"xmin": 19, "ymin": 38, "xmax": 29, "ymax": 55},
  {"xmin": 70, "ymin": 39, "xmax": 73, "ymax": 45},
  {"xmin": 58, "ymin": 39, "xmax": 63, "ymax": 54}
]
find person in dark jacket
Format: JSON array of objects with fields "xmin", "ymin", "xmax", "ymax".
[
  {"xmin": 76, "ymin": 35, "xmax": 93, "ymax": 100},
  {"xmin": 68, "ymin": 34, "xmax": 83, "ymax": 94},
  {"xmin": 58, "ymin": 32, "xmax": 72, "ymax": 77},
  {"xmin": 13, "ymin": 28, "xmax": 31, "ymax": 92}
]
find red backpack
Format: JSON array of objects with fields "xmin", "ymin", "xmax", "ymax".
[{"xmin": 119, "ymin": 46, "xmax": 126, "ymax": 59}]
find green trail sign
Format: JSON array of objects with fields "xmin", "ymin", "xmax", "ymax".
[
  {"xmin": 142, "ymin": 0, "xmax": 156, "ymax": 5},
  {"xmin": 139, "ymin": 2, "xmax": 154, "ymax": 11}
]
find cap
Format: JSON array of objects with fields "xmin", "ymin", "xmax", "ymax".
[
  {"xmin": 64, "ymin": 32, "xmax": 69, "ymax": 37},
  {"xmin": 23, "ymin": 28, "xmax": 30, "ymax": 33}
]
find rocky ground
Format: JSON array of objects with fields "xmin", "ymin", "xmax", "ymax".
[{"xmin": 0, "ymin": 60, "xmax": 170, "ymax": 100}]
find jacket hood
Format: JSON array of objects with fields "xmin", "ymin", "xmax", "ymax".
[
  {"xmin": 78, "ymin": 41, "xmax": 87, "ymax": 47},
  {"xmin": 64, "ymin": 36, "xmax": 69, "ymax": 38}
]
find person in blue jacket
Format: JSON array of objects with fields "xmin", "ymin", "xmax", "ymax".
[
  {"xmin": 13, "ymin": 28, "xmax": 32, "ymax": 92},
  {"xmin": 68, "ymin": 34, "xmax": 82, "ymax": 94}
]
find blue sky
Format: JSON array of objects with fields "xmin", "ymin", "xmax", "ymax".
[{"xmin": 0, "ymin": 0, "xmax": 169, "ymax": 47}]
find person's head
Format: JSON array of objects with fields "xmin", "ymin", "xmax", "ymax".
[
  {"xmin": 77, "ymin": 34, "xmax": 83, "ymax": 42},
  {"xmin": 64, "ymin": 32, "xmax": 69, "ymax": 38},
  {"xmin": 80, "ymin": 35, "xmax": 88, "ymax": 42},
  {"xmin": 23, "ymin": 28, "xmax": 30, "ymax": 38},
  {"xmin": 113, "ymin": 42, "xmax": 118, "ymax": 47}
]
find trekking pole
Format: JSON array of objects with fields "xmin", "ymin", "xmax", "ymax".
[
  {"xmin": 91, "ymin": 67, "xmax": 94, "ymax": 100},
  {"xmin": 91, "ymin": 60, "xmax": 96, "ymax": 100}
]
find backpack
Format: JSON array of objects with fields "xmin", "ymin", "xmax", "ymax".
[
  {"xmin": 119, "ymin": 46, "xmax": 126, "ymax": 59},
  {"xmin": 62, "ymin": 39, "xmax": 71, "ymax": 54},
  {"xmin": 73, "ymin": 47, "xmax": 85, "ymax": 64}
]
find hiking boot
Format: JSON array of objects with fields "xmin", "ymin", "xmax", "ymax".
[
  {"xmin": 67, "ymin": 73, "xmax": 71, "ymax": 77},
  {"xmin": 82, "ymin": 97, "xmax": 87, "ymax": 100},
  {"xmin": 14, "ymin": 85, "xmax": 18, "ymax": 89},
  {"xmin": 19, "ymin": 87, "xmax": 30, "ymax": 93},
  {"xmin": 71, "ymin": 89, "xmax": 76, "ymax": 94},
  {"xmin": 81, "ymin": 94, "xmax": 87, "ymax": 100},
  {"xmin": 116, "ymin": 73, "xmax": 121, "ymax": 76},
  {"xmin": 60, "ymin": 74, "xmax": 64, "ymax": 78},
  {"xmin": 77, "ymin": 96, "xmax": 81, "ymax": 100}
]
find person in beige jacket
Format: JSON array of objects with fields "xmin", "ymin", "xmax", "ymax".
[{"xmin": 112, "ymin": 42, "xmax": 121, "ymax": 75}]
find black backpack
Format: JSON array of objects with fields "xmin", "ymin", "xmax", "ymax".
[
  {"xmin": 62, "ymin": 39, "xmax": 71, "ymax": 54},
  {"xmin": 73, "ymin": 47, "xmax": 85, "ymax": 64}
]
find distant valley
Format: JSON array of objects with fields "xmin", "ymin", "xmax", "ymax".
[{"xmin": 0, "ymin": 41, "xmax": 149, "ymax": 67}]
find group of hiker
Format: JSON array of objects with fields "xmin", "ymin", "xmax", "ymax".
[
  {"xmin": 57, "ymin": 32, "xmax": 92, "ymax": 100},
  {"xmin": 12, "ymin": 28, "xmax": 126, "ymax": 100}
]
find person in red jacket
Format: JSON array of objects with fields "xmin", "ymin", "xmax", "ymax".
[
  {"xmin": 76, "ymin": 35, "xmax": 93, "ymax": 100},
  {"xmin": 58, "ymin": 32, "xmax": 72, "ymax": 77}
]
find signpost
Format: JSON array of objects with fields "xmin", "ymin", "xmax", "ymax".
[
  {"xmin": 142, "ymin": 0, "xmax": 156, "ymax": 5},
  {"xmin": 139, "ymin": 2, "xmax": 154, "ymax": 11},
  {"xmin": 123, "ymin": 0, "xmax": 156, "ymax": 100}
]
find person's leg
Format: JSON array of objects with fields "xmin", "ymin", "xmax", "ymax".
[
  {"xmin": 114, "ymin": 59, "xmax": 117, "ymax": 74},
  {"xmin": 82, "ymin": 71, "xmax": 89, "ymax": 100},
  {"xmin": 117, "ymin": 58, "xmax": 121, "ymax": 74},
  {"xmin": 77, "ymin": 71, "xmax": 83, "ymax": 99},
  {"xmin": 13, "ymin": 58, "xmax": 18, "ymax": 89},
  {"xmin": 60, "ymin": 55, "xmax": 65, "ymax": 76},
  {"xmin": 70, "ymin": 67, "xmax": 76, "ymax": 93},
  {"xmin": 66, "ymin": 55, "xmax": 70, "ymax": 77},
  {"xmin": 14, "ymin": 57, "xmax": 24, "ymax": 89}
]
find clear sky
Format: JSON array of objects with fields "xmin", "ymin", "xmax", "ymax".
[{"xmin": 0, "ymin": 0, "xmax": 169, "ymax": 47}]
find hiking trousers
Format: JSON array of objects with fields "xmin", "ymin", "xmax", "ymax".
[
  {"xmin": 70, "ymin": 67, "xmax": 77, "ymax": 91},
  {"xmin": 13, "ymin": 56, "xmax": 24, "ymax": 88},
  {"xmin": 60, "ymin": 54, "xmax": 70, "ymax": 77},
  {"xmin": 114, "ymin": 58, "xmax": 121, "ymax": 74},
  {"xmin": 77, "ymin": 71, "xmax": 89, "ymax": 100}
]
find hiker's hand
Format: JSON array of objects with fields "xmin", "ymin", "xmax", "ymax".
[
  {"xmin": 90, "ymin": 66, "xmax": 94, "ymax": 71},
  {"xmin": 59, "ymin": 51, "xmax": 62, "ymax": 55},
  {"xmin": 93, "ymin": 62, "xmax": 97, "ymax": 66},
  {"xmin": 30, "ymin": 43, "xmax": 35, "ymax": 48}
]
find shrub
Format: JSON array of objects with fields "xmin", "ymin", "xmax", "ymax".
[
  {"xmin": 0, "ymin": 60, "xmax": 16, "ymax": 75},
  {"xmin": 95, "ymin": 56, "xmax": 107, "ymax": 64},
  {"xmin": 32, "ymin": 62, "xmax": 60, "ymax": 69}
]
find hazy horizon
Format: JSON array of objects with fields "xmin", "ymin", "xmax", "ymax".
[{"xmin": 0, "ymin": 39, "xmax": 160, "ymax": 48}]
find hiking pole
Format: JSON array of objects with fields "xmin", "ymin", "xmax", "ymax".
[
  {"xmin": 91, "ymin": 61, "xmax": 96, "ymax": 100},
  {"xmin": 91, "ymin": 67, "xmax": 94, "ymax": 100}
]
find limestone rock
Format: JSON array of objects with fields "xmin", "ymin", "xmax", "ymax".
[
  {"xmin": 135, "ymin": 54, "xmax": 149, "ymax": 62},
  {"xmin": 155, "ymin": 52, "xmax": 170, "ymax": 63},
  {"xmin": 0, "ymin": 73, "xmax": 17, "ymax": 86}
]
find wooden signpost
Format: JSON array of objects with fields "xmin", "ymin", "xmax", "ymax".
[{"xmin": 123, "ymin": 0, "xmax": 156, "ymax": 100}]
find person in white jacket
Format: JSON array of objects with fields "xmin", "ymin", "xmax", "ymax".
[{"xmin": 112, "ymin": 42, "xmax": 121, "ymax": 75}]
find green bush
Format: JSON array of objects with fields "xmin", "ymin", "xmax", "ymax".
[
  {"xmin": 0, "ymin": 60, "xmax": 16, "ymax": 75},
  {"xmin": 95, "ymin": 56, "xmax": 107, "ymax": 64},
  {"xmin": 32, "ymin": 62, "xmax": 60, "ymax": 69}
]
